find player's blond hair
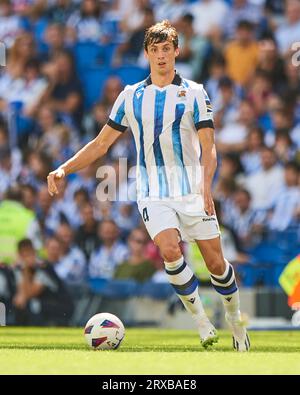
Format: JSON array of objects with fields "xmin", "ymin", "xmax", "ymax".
[{"xmin": 143, "ymin": 20, "xmax": 178, "ymax": 51}]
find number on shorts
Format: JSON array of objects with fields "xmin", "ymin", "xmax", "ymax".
[{"xmin": 142, "ymin": 207, "xmax": 149, "ymax": 222}]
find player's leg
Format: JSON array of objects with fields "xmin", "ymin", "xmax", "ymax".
[
  {"xmin": 195, "ymin": 237, "xmax": 250, "ymax": 352},
  {"xmin": 154, "ymin": 228, "xmax": 218, "ymax": 348}
]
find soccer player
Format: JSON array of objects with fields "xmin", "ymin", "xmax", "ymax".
[{"xmin": 47, "ymin": 20, "xmax": 250, "ymax": 351}]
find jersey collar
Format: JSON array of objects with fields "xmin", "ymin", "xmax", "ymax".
[{"xmin": 145, "ymin": 71, "xmax": 182, "ymax": 87}]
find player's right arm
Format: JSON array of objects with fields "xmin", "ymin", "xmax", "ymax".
[{"xmin": 47, "ymin": 124, "xmax": 122, "ymax": 196}]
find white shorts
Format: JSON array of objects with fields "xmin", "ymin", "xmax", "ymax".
[{"xmin": 137, "ymin": 194, "xmax": 221, "ymax": 242}]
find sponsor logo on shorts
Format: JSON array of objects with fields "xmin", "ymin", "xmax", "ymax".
[{"xmin": 202, "ymin": 217, "xmax": 216, "ymax": 222}]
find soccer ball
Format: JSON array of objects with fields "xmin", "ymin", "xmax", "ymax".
[{"xmin": 84, "ymin": 312, "xmax": 125, "ymax": 350}]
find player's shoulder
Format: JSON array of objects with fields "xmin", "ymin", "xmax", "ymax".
[
  {"xmin": 121, "ymin": 79, "xmax": 148, "ymax": 95},
  {"xmin": 182, "ymin": 78, "xmax": 205, "ymax": 92}
]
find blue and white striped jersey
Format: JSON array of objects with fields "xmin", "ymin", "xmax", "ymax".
[{"xmin": 107, "ymin": 72, "xmax": 214, "ymax": 201}]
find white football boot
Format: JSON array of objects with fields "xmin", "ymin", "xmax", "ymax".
[
  {"xmin": 198, "ymin": 317, "xmax": 219, "ymax": 349},
  {"xmin": 226, "ymin": 313, "xmax": 250, "ymax": 352}
]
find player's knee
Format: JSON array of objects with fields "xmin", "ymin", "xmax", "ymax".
[
  {"xmin": 160, "ymin": 244, "xmax": 182, "ymax": 263},
  {"xmin": 206, "ymin": 257, "xmax": 226, "ymax": 276}
]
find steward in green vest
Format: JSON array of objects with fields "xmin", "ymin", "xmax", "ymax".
[{"xmin": 0, "ymin": 190, "xmax": 37, "ymax": 264}]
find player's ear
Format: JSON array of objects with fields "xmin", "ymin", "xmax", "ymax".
[
  {"xmin": 144, "ymin": 49, "xmax": 149, "ymax": 60},
  {"xmin": 175, "ymin": 47, "xmax": 180, "ymax": 58}
]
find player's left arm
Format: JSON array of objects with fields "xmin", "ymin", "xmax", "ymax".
[
  {"xmin": 198, "ymin": 127, "xmax": 217, "ymax": 216},
  {"xmin": 193, "ymin": 85, "xmax": 216, "ymax": 215}
]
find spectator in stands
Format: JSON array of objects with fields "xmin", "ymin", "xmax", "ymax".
[
  {"xmin": 0, "ymin": 0, "xmax": 23, "ymax": 48},
  {"xmin": 75, "ymin": 202, "xmax": 99, "ymax": 260},
  {"xmin": 275, "ymin": 0, "xmax": 300, "ymax": 55},
  {"xmin": 240, "ymin": 127, "xmax": 264, "ymax": 175},
  {"xmin": 0, "ymin": 145, "xmax": 21, "ymax": 197},
  {"xmin": 225, "ymin": 20, "xmax": 259, "ymax": 87},
  {"xmin": 155, "ymin": 0, "xmax": 188, "ymax": 25},
  {"xmin": 73, "ymin": 187, "xmax": 90, "ymax": 208},
  {"xmin": 65, "ymin": 163, "xmax": 97, "ymax": 201},
  {"xmin": 20, "ymin": 150, "xmax": 52, "ymax": 190},
  {"xmin": 0, "ymin": 33, "xmax": 36, "ymax": 117},
  {"xmin": 98, "ymin": 76, "xmax": 123, "ymax": 117},
  {"xmin": 45, "ymin": 236, "xmax": 62, "ymax": 265},
  {"xmin": 21, "ymin": 184, "xmax": 37, "ymax": 211},
  {"xmin": 113, "ymin": 202, "xmax": 140, "ymax": 240},
  {"xmin": 213, "ymin": 76, "xmax": 240, "ymax": 130},
  {"xmin": 256, "ymin": 38, "xmax": 287, "ymax": 93},
  {"xmin": 187, "ymin": 199, "xmax": 250, "ymax": 284},
  {"xmin": 35, "ymin": 106, "xmax": 77, "ymax": 164},
  {"xmin": 241, "ymin": 146, "xmax": 284, "ymax": 210},
  {"xmin": 189, "ymin": 0, "xmax": 229, "ymax": 38},
  {"xmin": 226, "ymin": 188, "xmax": 261, "ymax": 249},
  {"xmin": 83, "ymin": 102, "xmax": 108, "ymax": 139},
  {"xmin": 36, "ymin": 185, "xmax": 53, "ymax": 235},
  {"xmin": 269, "ymin": 161, "xmax": 300, "ymax": 231},
  {"xmin": 224, "ymin": 0, "xmax": 264, "ymax": 39},
  {"xmin": 113, "ymin": 6, "xmax": 155, "ymax": 66},
  {"xmin": 43, "ymin": 23, "xmax": 69, "ymax": 62},
  {"xmin": 17, "ymin": 58, "xmax": 48, "ymax": 118},
  {"xmin": 274, "ymin": 129, "xmax": 298, "ymax": 164},
  {"xmin": 13, "ymin": 238, "xmax": 73, "ymax": 326},
  {"xmin": 176, "ymin": 13, "xmax": 208, "ymax": 80},
  {"xmin": 247, "ymin": 70, "xmax": 272, "ymax": 122},
  {"xmin": 0, "ymin": 186, "xmax": 42, "ymax": 264},
  {"xmin": 216, "ymin": 98, "xmax": 256, "ymax": 154},
  {"xmin": 119, "ymin": 0, "xmax": 151, "ymax": 34},
  {"xmin": 3, "ymin": 32, "xmax": 35, "ymax": 80},
  {"xmin": 265, "ymin": 98, "xmax": 290, "ymax": 146},
  {"xmin": 66, "ymin": 0, "xmax": 104, "ymax": 43},
  {"xmin": 215, "ymin": 199, "xmax": 250, "ymax": 265},
  {"xmin": 89, "ymin": 219, "xmax": 128, "ymax": 279},
  {"xmin": 0, "ymin": 122, "xmax": 23, "ymax": 175},
  {"xmin": 114, "ymin": 228, "xmax": 156, "ymax": 282},
  {"xmin": 43, "ymin": 50, "xmax": 83, "ymax": 128},
  {"xmin": 213, "ymin": 154, "xmax": 241, "ymax": 223},
  {"xmin": 44, "ymin": 177, "xmax": 81, "ymax": 231},
  {"xmin": 0, "ymin": 259, "xmax": 16, "ymax": 323},
  {"xmin": 205, "ymin": 54, "xmax": 227, "ymax": 102},
  {"xmin": 47, "ymin": 0, "xmax": 75, "ymax": 25},
  {"xmin": 20, "ymin": 1, "xmax": 49, "ymax": 52},
  {"xmin": 54, "ymin": 223, "xmax": 87, "ymax": 285}
]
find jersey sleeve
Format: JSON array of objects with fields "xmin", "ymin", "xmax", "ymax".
[
  {"xmin": 193, "ymin": 85, "xmax": 214, "ymax": 130},
  {"xmin": 107, "ymin": 89, "xmax": 129, "ymax": 132}
]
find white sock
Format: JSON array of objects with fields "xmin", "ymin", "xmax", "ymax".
[
  {"xmin": 165, "ymin": 256, "xmax": 208, "ymax": 326},
  {"xmin": 210, "ymin": 259, "xmax": 241, "ymax": 321}
]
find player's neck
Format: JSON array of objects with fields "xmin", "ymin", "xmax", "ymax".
[{"xmin": 150, "ymin": 70, "xmax": 176, "ymax": 88}]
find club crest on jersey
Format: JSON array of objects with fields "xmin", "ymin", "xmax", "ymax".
[{"xmin": 177, "ymin": 89, "xmax": 187, "ymax": 100}]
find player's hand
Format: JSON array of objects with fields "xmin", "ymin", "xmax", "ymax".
[
  {"xmin": 47, "ymin": 168, "xmax": 65, "ymax": 196},
  {"xmin": 203, "ymin": 187, "xmax": 215, "ymax": 216}
]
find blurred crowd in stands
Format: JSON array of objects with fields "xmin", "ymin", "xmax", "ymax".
[{"xmin": 0, "ymin": 0, "xmax": 300, "ymax": 325}]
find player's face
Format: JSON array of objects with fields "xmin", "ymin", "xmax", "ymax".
[{"xmin": 145, "ymin": 40, "xmax": 179, "ymax": 76}]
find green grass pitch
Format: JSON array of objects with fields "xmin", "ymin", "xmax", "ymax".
[{"xmin": 0, "ymin": 327, "xmax": 300, "ymax": 374}]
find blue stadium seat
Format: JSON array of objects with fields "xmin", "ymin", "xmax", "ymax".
[
  {"xmin": 241, "ymin": 238, "xmax": 298, "ymax": 287},
  {"xmin": 89, "ymin": 278, "xmax": 138, "ymax": 298},
  {"xmin": 79, "ymin": 66, "xmax": 110, "ymax": 109},
  {"xmin": 139, "ymin": 282, "xmax": 174, "ymax": 299},
  {"xmin": 74, "ymin": 42, "xmax": 105, "ymax": 70},
  {"xmin": 111, "ymin": 66, "xmax": 149, "ymax": 86}
]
